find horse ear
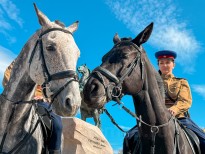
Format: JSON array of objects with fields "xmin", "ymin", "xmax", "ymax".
[
  {"xmin": 132, "ymin": 22, "xmax": 153, "ymax": 46},
  {"xmin": 66, "ymin": 21, "xmax": 79, "ymax": 33},
  {"xmin": 113, "ymin": 33, "xmax": 121, "ymax": 44},
  {"xmin": 33, "ymin": 3, "xmax": 51, "ymax": 26}
]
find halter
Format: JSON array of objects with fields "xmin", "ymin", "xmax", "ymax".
[{"xmin": 29, "ymin": 27, "xmax": 79, "ymax": 104}]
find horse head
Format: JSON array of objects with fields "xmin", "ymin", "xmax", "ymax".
[
  {"xmin": 83, "ymin": 23, "xmax": 153, "ymax": 109},
  {"xmin": 29, "ymin": 4, "xmax": 81, "ymax": 116},
  {"xmin": 83, "ymin": 23, "xmax": 195, "ymax": 154},
  {"xmin": 77, "ymin": 64, "xmax": 90, "ymax": 74}
]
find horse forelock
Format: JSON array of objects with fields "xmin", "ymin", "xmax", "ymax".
[
  {"xmin": 31, "ymin": 25, "xmax": 80, "ymax": 75},
  {"xmin": 102, "ymin": 40, "xmax": 135, "ymax": 63},
  {"xmin": 54, "ymin": 20, "xmax": 65, "ymax": 28},
  {"xmin": 121, "ymin": 37, "xmax": 132, "ymax": 41}
]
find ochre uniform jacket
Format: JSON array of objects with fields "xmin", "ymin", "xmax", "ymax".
[
  {"xmin": 2, "ymin": 60, "xmax": 15, "ymax": 88},
  {"xmin": 161, "ymin": 74, "xmax": 192, "ymax": 118}
]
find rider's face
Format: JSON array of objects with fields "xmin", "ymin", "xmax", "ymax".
[{"xmin": 158, "ymin": 58, "xmax": 175, "ymax": 75}]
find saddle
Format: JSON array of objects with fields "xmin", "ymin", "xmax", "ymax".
[
  {"xmin": 179, "ymin": 122, "xmax": 201, "ymax": 154},
  {"xmin": 36, "ymin": 104, "xmax": 53, "ymax": 147}
]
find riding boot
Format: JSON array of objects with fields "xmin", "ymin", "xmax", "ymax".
[{"xmin": 48, "ymin": 150, "xmax": 61, "ymax": 154}]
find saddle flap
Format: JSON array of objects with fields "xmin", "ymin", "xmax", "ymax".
[
  {"xmin": 36, "ymin": 105, "xmax": 52, "ymax": 132},
  {"xmin": 184, "ymin": 127, "xmax": 201, "ymax": 154}
]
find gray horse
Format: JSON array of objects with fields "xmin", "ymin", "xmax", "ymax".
[
  {"xmin": 0, "ymin": 4, "xmax": 81, "ymax": 154},
  {"xmin": 77, "ymin": 64, "xmax": 102, "ymax": 128}
]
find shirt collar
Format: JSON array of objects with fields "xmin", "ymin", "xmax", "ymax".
[{"xmin": 161, "ymin": 73, "xmax": 174, "ymax": 79}]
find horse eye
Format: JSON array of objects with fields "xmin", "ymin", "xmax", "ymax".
[{"xmin": 46, "ymin": 44, "xmax": 56, "ymax": 51}]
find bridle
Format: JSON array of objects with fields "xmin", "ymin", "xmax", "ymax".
[
  {"xmin": 90, "ymin": 41, "xmax": 176, "ymax": 154},
  {"xmin": 92, "ymin": 41, "xmax": 145, "ymax": 102},
  {"xmin": 0, "ymin": 28, "xmax": 79, "ymax": 153},
  {"xmin": 29, "ymin": 27, "xmax": 79, "ymax": 104}
]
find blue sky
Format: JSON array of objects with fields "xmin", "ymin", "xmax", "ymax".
[{"xmin": 0, "ymin": 0, "xmax": 205, "ymax": 153}]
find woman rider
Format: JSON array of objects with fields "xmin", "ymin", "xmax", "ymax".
[{"xmin": 123, "ymin": 50, "xmax": 205, "ymax": 154}]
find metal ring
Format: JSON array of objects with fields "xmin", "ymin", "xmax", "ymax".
[
  {"xmin": 42, "ymin": 83, "xmax": 53, "ymax": 96},
  {"xmin": 111, "ymin": 86, "xmax": 122, "ymax": 98},
  {"xmin": 151, "ymin": 126, "xmax": 159, "ymax": 133}
]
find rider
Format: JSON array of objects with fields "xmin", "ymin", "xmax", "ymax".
[
  {"xmin": 2, "ymin": 60, "xmax": 62, "ymax": 154},
  {"xmin": 123, "ymin": 50, "xmax": 205, "ymax": 154},
  {"xmin": 156, "ymin": 50, "xmax": 205, "ymax": 153}
]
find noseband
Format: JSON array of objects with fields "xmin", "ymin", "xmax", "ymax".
[
  {"xmin": 29, "ymin": 28, "xmax": 79, "ymax": 104},
  {"xmin": 92, "ymin": 41, "xmax": 145, "ymax": 102}
]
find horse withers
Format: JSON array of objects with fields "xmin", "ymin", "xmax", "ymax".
[
  {"xmin": 0, "ymin": 4, "xmax": 81, "ymax": 154},
  {"xmin": 83, "ymin": 23, "xmax": 196, "ymax": 154}
]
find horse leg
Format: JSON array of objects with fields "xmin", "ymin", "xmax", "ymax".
[
  {"xmin": 93, "ymin": 109, "xmax": 101, "ymax": 129},
  {"xmin": 81, "ymin": 109, "xmax": 87, "ymax": 122},
  {"xmin": 97, "ymin": 116, "xmax": 101, "ymax": 129}
]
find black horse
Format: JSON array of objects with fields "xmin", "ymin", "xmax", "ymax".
[{"xmin": 83, "ymin": 23, "xmax": 196, "ymax": 154}]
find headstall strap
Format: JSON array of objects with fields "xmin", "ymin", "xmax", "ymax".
[
  {"xmin": 28, "ymin": 28, "xmax": 79, "ymax": 102},
  {"xmin": 93, "ymin": 41, "xmax": 143, "ymax": 102}
]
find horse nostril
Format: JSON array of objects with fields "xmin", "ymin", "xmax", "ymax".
[
  {"xmin": 90, "ymin": 84, "xmax": 98, "ymax": 94},
  {"xmin": 65, "ymin": 98, "xmax": 72, "ymax": 110}
]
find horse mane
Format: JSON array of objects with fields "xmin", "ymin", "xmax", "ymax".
[
  {"xmin": 142, "ymin": 49, "xmax": 165, "ymax": 102},
  {"xmin": 121, "ymin": 37, "xmax": 132, "ymax": 41},
  {"xmin": 154, "ymin": 69, "xmax": 165, "ymax": 99},
  {"xmin": 3, "ymin": 30, "xmax": 41, "ymax": 97},
  {"xmin": 143, "ymin": 52, "xmax": 165, "ymax": 99}
]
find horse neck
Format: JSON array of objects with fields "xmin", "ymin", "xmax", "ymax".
[
  {"xmin": 2, "ymin": 32, "xmax": 39, "ymax": 101},
  {"xmin": 0, "ymin": 32, "xmax": 40, "ymax": 144},
  {"xmin": 132, "ymin": 59, "xmax": 174, "ymax": 152},
  {"xmin": 135, "ymin": 59, "xmax": 173, "ymax": 124}
]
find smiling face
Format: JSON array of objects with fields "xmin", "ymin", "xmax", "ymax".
[{"xmin": 158, "ymin": 58, "xmax": 175, "ymax": 75}]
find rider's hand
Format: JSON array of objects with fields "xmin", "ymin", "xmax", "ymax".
[
  {"xmin": 33, "ymin": 95, "xmax": 44, "ymax": 100},
  {"xmin": 168, "ymin": 108, "xmax": 175, "ymax": 116}
]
